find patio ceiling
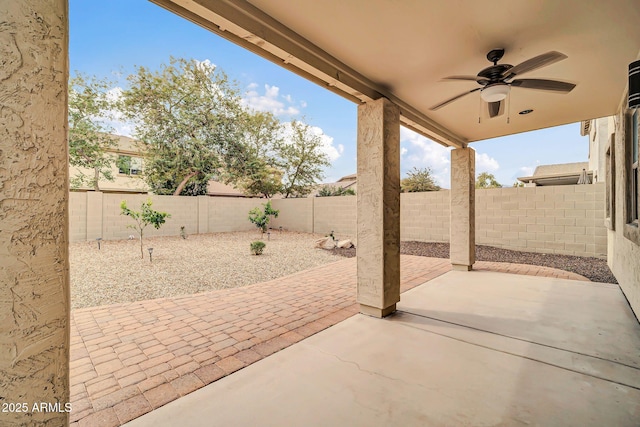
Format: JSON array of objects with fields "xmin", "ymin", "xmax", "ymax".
[{"xmin": 153, "ymin": 0, "xmax": 640, "ymax": 148}]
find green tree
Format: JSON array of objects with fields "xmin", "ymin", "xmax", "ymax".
[
  {"xmin": 476, "ymin": 172, "xmax": 502, "ymax": 189},
  {"xmin": 68, "ymin": 73, "xmax": 118, "ymax": 190},
  {"xmin": 122, "ymin": 58, "xmax": 244, "ymax": 196},
  {"xmin": 317, "ymin": 185, "xmax": 356, "ymax": 197},
  {"xmin": 401, "ymin": 167, "xmax": 441, "ymax": 192},
  {"xmin": 222, "ymin": 111, "xmax": 284, "ymax": 198},
  {"xmin": 120, "ymin": 199, "xmax": 171, "ymax": 258},
  {"xmin": 248, "ymin": 200, "xmax": 279, "ymax": 235},
  {"xmin": 512, "ymin": 180, "xmax": 525, "ymax": 188},
  {"xmin": 277, "ymin": 120, "xmax": 331, "ymax": 198}
]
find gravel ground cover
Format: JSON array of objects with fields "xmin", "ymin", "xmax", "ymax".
[
  {"xmin": 70, "ymin": 231, "xmax": 339, "ymax": 309},
  {"xmin": 328, "ymin": 241, "xmax": 617, "ymax": 284}
]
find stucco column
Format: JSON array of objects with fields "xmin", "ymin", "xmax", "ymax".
[
  {"xmin": 0, "ymin": 2, "xmax": 70, "ymax": 425},
  {"xmin": 357, "ymin": 98, "xmax": 401, "ymax": 318},
  {"xmin": 450, "ymin": 147, "xmax": 476, "ymax": 270}
]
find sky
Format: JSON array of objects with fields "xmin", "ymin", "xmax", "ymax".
[{"xmin": 70, "ymin": 0, "xmax": 590, "ymax": 188}]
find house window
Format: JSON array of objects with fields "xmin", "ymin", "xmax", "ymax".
[
  {"xmin": 117, "ymin": 155, "xmax": 143, "ymax": 176},
  {"xmin": 624, "ymin": 108, "xmax": 640, "ymax": 245},
  {"xmin": 605, "ymin": 134, "xmax": 615, "ymax": 230}
]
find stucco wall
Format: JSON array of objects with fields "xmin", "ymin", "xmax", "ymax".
[
  {"xmin": 0, "ymin": 1, "xmax": 70, "ymax": 425},
  {"xmin": 607, "ymin": 111, "xmax": 640, "ymax": 318}
]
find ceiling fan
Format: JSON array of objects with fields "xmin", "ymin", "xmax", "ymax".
[{"xmin": 430, "ymin": 49, "xmax": 576, "ymax": 118}]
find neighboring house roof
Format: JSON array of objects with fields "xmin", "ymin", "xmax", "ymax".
[
  {"xmin": 337, "ymin": 173, "xmax": 356, "ymax": 182},
  {"xmin": 206, "ymin": 181, "xmax": 248, "ymax": 197},
  {"xmin": 517, "ymin": 161, "xmax": 593, "ymax": 186}
]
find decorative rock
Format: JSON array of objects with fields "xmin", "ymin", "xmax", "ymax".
[
  {"xmin": 323, "ymin": 238, "xmax": 337, "ymax": 249},
  {"xmin": 337, "ymin": 239, "xmax": 354, "ymax": 249},
  {"xmin": 315, "ymin": 237, "xmax": 330, "ymax": 248}
]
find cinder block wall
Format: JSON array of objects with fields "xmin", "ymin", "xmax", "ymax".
[
  {"xmin": 401, "ymin": 190, "xmax": 450, "ymax": 242},
  {"xmin": 69, "ymin": 185, "xmax": 607, "ymax": 258},
  {"xmin": 313, "ymin": 196, "xmax": 357, "ymax": 238},
  {"xmin": 207, "ymin": 197, "xmax": 263, "ymax": 232},
  {"xmin": 271, "ymin": 197, "xmax": 314, "ymax": 232},
  {"xmin": 476, "ymin": 184, "xmax": 606, "ymax": 257},
  {"xmin": 69, "ymin": 192, "xmax": 88, "ymax": 241}
]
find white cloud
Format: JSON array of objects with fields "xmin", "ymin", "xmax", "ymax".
[
  {"xmin": 242, "ymin": 83, "xmax": 302, "ymax": 116},
  {"xmin": 281, "ymin": 122, "xmax": 343, "ymax": 162},
  {"xmin": 475, "ymin": 152, "xmax": 500, "ymax": 173},
  {"xmin": 92, "ymin": 86, "xmax": 136, "ymax": 137},
  {"xmin": 400, "ymin": 127, "xmax": 452, "ymax": 187}
]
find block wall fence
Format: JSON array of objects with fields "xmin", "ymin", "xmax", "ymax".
[{"xmin": 69, "ymin": 183, "xmax": 606, "ymax": 258}]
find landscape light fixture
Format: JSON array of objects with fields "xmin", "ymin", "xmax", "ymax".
[
  {"xmin": 267, "ymin": 231, "xmax": 271, "ymax": 241},
  {"xmin": 279, "ymin": 226, "xmax": 283, "ymax": 233},
  {"xmin": 96, "ymin": 237, "xmax": 102, "ymax": 250},
  {"xmin": 480, "ymin": 83, "xmax": 510, "ymax": 102},
  {"xmin": 148, "ymin": 247, "xmax": 154, "ymax": 262}
]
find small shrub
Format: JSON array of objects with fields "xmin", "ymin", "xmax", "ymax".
[
  {"xmin": 180, "ymin": 226, "xmax": 187, "ymax": 239},
  {"xmin": 248, "ymin": 200, "xmax": 279, "ymax": 235},
  {"xmin": 250, "ymin": 240, "xmax": 266, "ymax": 255}
]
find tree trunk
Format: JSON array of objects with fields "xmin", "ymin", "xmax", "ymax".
[
  {"xmin": 173, "ymin": 171, "xmax": 198, "ymax": 196},
  {"xmin": 93, "ymin": 166, "xmax": 100, "ymax": 191},
  {"xmin": 140, "ymin": 230, "xmax": 144, "ymax": 259}
]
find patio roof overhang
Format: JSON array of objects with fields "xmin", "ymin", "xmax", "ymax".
[{"xmin": 152, "ymin": 0, "xmax": 640, "ymax": 148}]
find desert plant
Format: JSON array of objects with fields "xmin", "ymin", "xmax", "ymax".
[
  {"xmin": 250, "ymin": 240, "xmax": 266, "ymax": 255},
  {"xmin": 120, "ymin": 199, "xmax": 171, "ymax": 258},
  {"xmin": 248, "ymin": 200, "xmax": 279, "ymax": 235},
  {"xmin": 180, "ymin": 226, "xmax": 187, "ymax": 239}
]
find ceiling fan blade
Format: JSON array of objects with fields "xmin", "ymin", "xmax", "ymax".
[
  {"xmin": 504, "ymin": 51, "xmax": 567, "ymax": 77},
  {"xmin": 441, "ymin": 75, "xmax": 482, "ymax": 81},
  {"xmin": 430, "ymin": 88, "xmax": 481, "ymax": 110},
  {"xmin": 488, "ymin": 101, "xmax": 502, "ymax": 118},
  {"xmin": 511, "ymin": 78, "xmax": 576, "ymax": 92}
]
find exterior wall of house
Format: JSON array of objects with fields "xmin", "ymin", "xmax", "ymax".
[
  {"xmin": 0, "ymin": 2, "xmax": 70, "ymax": 425},
  {"xmin": 588, "ymin": 117, "xmax": 609, "ymax": 183},
  {"xmin": 605, "ymin": 109, "xmax": 640, "ymax": 318}
]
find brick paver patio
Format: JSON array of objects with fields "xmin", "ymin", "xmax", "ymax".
[{"xmin": 70, "ymin": 255, "xmax": 588, "ymax": 426}]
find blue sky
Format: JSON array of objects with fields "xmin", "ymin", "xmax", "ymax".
[{"xmin": 70, "ymin": 0, "xmax": 589, "ymax": 188}]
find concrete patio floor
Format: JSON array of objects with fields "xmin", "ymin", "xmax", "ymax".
[
  {"xmin": 124, "ymin": 270, "xmax": 640, "ymax": 427},
  {"xmin": 68, "ymin": 255, "xmax": 601, "ymax": 426}
]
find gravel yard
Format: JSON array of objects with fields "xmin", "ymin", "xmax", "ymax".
[
  {"xmin": 71, "ymin": 232, "xmax": 617, "ymax": 309},
  {"xmin": 328, "ymin": 241, "xmax": 617, "ymax": 284},
  {"xmin": 70, "ymin": 231, "xmax": 338, "ymax": 309}
]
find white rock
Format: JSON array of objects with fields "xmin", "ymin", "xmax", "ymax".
[{"xmin": 337, "ymin": 239, "xmax": 354, "ymax": 249}]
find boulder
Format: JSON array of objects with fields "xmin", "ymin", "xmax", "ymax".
[{"xmin": 337, "ymin": 239, "xmax": 354, "ymax": 249}]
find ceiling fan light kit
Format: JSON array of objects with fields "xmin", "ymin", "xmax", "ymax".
[
  {"xmin": 431, "ymin": 49, "xmax": 576, "ymax": 120},
  {"xmin": 480, "ymin": 83, "xmax": 510, "ymax": 102}
]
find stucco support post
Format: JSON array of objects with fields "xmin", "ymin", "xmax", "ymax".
[
  {"xmin": 0, "ymin": 1, "xmax": 70, "ymax": 425},
  {"xmin": 450, "ymin": 147, "xmax": 476, "ymax": 270},
  {"xmin": 357, "ymin": 98, "xmax": 401, "ymax": 318}
]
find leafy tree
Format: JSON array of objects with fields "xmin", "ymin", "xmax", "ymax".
[
  {"xmin": 120, "ymin": 199, "xmax": 171, "ymax": 258},
  {"xmin": 223, "ymin": 111, "xmax": 284, "ymax": 198},
  {"xmin": 122, "ymin": 58, "xmax": 243, "ymax": 196},
  {"xmin": 401, "ymin": 167, "xmax": 441, "ymax": 192},
  {"xmin": 513, "ymin": 180, "xmax": 525, "ymax": 188},
  {"xmin": 68, "ymin": 73, "xmax": 118, "ymax": 190},
  {"xmin": 248, "ymin": 200, "xmax": 279, "ymax": 235},
  {"xmin": 317, "ymin": 185, "xmax": 356, "ymax": 197},
  {"xmin": 476, "ymin": 172, "xmax": 502, "ymax": 189},
  {"xmin": 278, "ymin": 120, "xmax": 331, "ymax": 198}
]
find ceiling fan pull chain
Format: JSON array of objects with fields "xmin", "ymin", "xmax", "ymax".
[
  {"xmin": 478, "ymin": 96, "xmax": 482, "ymax": 124},
  {"xmin": 506, "ymin": 91, "xmax": 511, "ymax": 124}
]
